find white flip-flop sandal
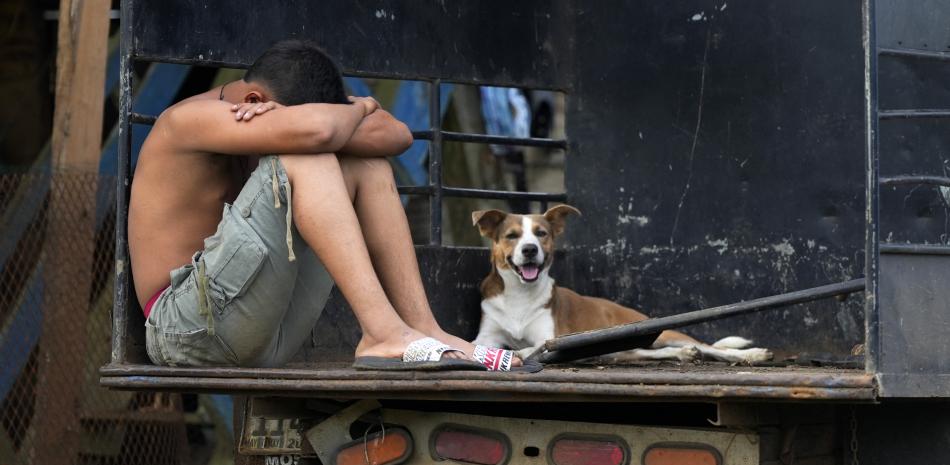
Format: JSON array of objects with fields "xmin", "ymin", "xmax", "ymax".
[
  {"xmin": 353, "ymin": 337, "xmax": 487, "ymax": 371},
  {"xmin": 472, "ymin": 345, "xmax": 543, "ymax": 373}
]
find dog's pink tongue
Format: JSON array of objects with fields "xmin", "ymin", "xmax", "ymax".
[{"xmin": 521, "ymin": 265, "xmax": 540, "ymax": 280}]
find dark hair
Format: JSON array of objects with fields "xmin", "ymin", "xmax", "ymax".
[{"xmin": 244, "ymin": 39, "xmax": 349, "ymax": 105}]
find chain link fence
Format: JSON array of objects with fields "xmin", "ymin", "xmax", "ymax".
[{"xmin": 0, "ymin": 171, "xmax": 228, "ymax": 465}]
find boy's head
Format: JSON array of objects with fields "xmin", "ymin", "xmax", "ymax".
[{"xmin": 243, "ymin": 39, "xmax": 348, "ymax": 105}]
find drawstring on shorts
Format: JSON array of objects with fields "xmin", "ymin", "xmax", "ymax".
[
  {"xmin": 196, "ymin": 260, "xmax": 215, "ymax": 335},
  {"xmin": 270, "ymin": 157, "xmax": 296, "ymax": 262}
]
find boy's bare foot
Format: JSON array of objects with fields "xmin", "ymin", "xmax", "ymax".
[{"xmin": 355, "ymin": 325, "xmax": 471, "ymax": 362}]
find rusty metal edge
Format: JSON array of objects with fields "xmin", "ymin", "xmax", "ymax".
[
  {"xmin": 99, "ymin": 375, "xmax": 877, "ymax": 402},
  {"xmin": 100, "ymin": 364, "xmax": 875, "ymax": 389}
]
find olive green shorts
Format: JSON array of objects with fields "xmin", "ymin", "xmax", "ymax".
[{"xmin": 145, "ymin": 156, "xmax": 334, "ymax": 367}]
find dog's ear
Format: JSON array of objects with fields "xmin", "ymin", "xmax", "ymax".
[
  {"xmin": 543, "ymin": 204, "xmax": 581, "ymax": 236},
  {"xmin": 472, "ymin": 209, "xmax": 508, "ymax": 238}
]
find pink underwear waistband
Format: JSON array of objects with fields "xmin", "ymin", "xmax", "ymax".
[{"xmin": 143, "ymin": 286, "xmax": 169, "ymax": 319}]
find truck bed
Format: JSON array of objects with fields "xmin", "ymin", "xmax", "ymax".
[{"xmin": 100, "ymin": 362, "xmax": 875, "ymax": 402}]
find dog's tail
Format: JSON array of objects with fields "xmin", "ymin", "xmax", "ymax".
[{"xmin": 712, "ymin": 336, "xmax": 753, "ymax": 349}]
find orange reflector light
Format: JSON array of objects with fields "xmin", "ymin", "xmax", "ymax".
[
  {"xmin": 334, "ymin": 427, "xmax": 411, "ymax": 465},
  {"xmin": 550, "ymin": 437, "xmax": 626, "ymax": 465},
  {"xmin": 431, "ymin": 426, "xmax": 509, "ymax": 465},
  {"xmin": 643, "ymin": 444, "xmax": 721, "ymax": 465}
]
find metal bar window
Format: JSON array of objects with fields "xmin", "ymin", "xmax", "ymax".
[{"xmin": 124, "ymin": 80, "xmax": 569, "ymax": 247}]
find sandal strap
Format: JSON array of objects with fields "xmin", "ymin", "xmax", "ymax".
[
  {"xmin": 473, "ymin": 345, "xmax": 514, "ymax": 371},
  {"xmin": 403, "ymin": 337, "xmax": 460, "ymax": 362}
]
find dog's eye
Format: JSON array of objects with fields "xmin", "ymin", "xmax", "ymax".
[
  {"xmin": 505, "ymin": 232, "xmax": 519, "ymax": 240},
  {"xmin": 536, "ymin": 230, "xmax": 548, "ymax": 237}
]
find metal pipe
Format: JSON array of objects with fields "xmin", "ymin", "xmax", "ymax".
[
  {"xmin": 863, "ymin": 0, "xmax": 881, "ymax": 374},
  {"xmin": 113, "ymin": 0, "xmax": 134, "ymax": 364},
  {"xmin": 442, "ymin": 187, "xmax": 566, "ymax": 201},
  {"xmin": 880, "ymin": 175, "xmax": 950, "ymax": 187},
  {"xmin": 879, "ymin": 47, "xmax": 950, "ymax": 62},
  {"xmin": 542, "ymin": 279, "xmax": 867, "ymax": 353},
  {"xmin": 880, "ymin": 243, "xmax": 950, "ymax": 255},
  {"xmin": 413, "ymin": 130, "xmax": 567, "ymax": 149},
  {"xmin": 398, "ymin": 185, "xmax": 565, "ymax": 203},
  {"xmin": 396, "ymin": 186, "xmax": 434, "ymax": 196},
  {"xmin": 879, "ymin": 109, "xmax": 950, "ymax": 119},
  {"xmin": 131, "ymin": 112, "xmax": 157, "ymax": 125}
]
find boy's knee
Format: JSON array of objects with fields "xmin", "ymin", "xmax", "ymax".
[
  {"xmin": 339, "ymin": 156, "xmax": 394, "ymax": 180},
  {"xmin": 278, "ymin": 153, "xmax": 341, "ymax": 181}
]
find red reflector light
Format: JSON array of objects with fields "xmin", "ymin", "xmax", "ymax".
[
  {"xmin": 334, "ymin": 428, "xmax": 411, "ymax": 465},
  {"xmin": 643, "ymin": 444, "xmax": 721, "ymax": 465},
  {"xmin": 431, "ymin": 426, "xmax": 509, "ymax": 465},
  {"xmin": 550, "ymin": 437, "xmax": 627, "ymax": 465}
]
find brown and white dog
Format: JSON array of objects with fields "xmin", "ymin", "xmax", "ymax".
[{"xmin": 471, "ymin": 205, "xmax": 773, "ymax": 364}]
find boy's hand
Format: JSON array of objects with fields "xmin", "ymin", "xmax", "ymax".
[
  {"xmin": 231, "ymin": 101, "xmax": 282, "ymax": 121},
  {"xmin": 348, "ymin": 96, "xmax": 380, "ymax": 116}
]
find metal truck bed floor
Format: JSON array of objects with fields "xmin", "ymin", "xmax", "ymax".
[{"xmin": 99, "ymin": 363, "xmax": 875, "ymax": 402}]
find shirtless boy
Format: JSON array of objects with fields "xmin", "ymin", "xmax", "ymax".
[{"xmin": 130, "ymin": 40, "xmax": 528, "ymax": 371}]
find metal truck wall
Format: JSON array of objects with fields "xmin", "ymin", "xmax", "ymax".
[
  {"xmin": 128, "ymin": 0, "xmax": 572, "ymax": 90},
  {"xmin": 124, "ymin": 0, "xmax": 950, "ymax": 363},
  {"xmin": 562, "ymin": 1, "xmax": 875, "ymax": 357}
]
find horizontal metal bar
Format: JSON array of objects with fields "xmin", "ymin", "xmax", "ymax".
[
  {"xmin": 443, "ymin": 187, "xmax": 566, "ymax": 201},
  {"xmin": 396, "ymin": 186, "xmax": 434, "ymax": 196},
  {"xmin": 131, "ymin": 113, "xmax": 158, "ymax": 125},
  {"xmin": 879, "ymin": 109, "xmax": 950, "ymax": 120},
  {"xmin": 398, "ymin": 185, "xmax": 566, "ymax": 202},
  {"xmin": 880, "ymin": 243, "xmax": 950, "ymax": 255},
  {"xmin": 879, "ymin": 47, "xmax": 950, "ymax": 62},
  {"xmin": 99, "ymin": 375, "xmax": 875, "ymax": 401},
  {"xmin": 880, "ymin": 175, "xmax": 950, "ymax": 187},
  {"xmin": 412, "ymin": 130, "xmax": 567, "ymax": 149},
  {"xmin": 44, "ymin": 9, "xmax": 121, "ymax": 20},
  {"xmin": 542, "ymin": 279, "xmax": 867, "ymax": 354},
  {"xmin": 131, "ymin": 54, "xmax": 565, "ymax": 92},
  {"xmin": 134, "ymin": 55, "xmax": 438, "ymax": 81},
  {"xmin": 100, "ymin": 363, "xmax": 874, "ymax": 388},
  {"xmin": 133, "ymin": 54, "xmax": 251, "ymax": 69}
]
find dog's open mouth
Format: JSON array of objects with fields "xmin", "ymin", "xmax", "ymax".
[{"xmin": 509, "ymin": 257, "xmax": 541, "ymax": 282}]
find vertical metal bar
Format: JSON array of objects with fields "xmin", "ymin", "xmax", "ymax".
[
  {"xmin": 863, "ymin": 0, "xmax": 880, "ymax": 374},
  {"xmin": 112, "ymin": 0, "xmax": 133, "ymax": 364},
  {"xmin": 428, "ymin": 79, "xmax": 443, "ymax": 245},
  {"xmin": 540, "ymin": 200, "xmax": 549, "ymax": 213}
]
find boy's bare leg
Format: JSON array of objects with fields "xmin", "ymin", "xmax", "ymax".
[
  {"xmin": 338, "ymin": 156, "xmax": 521, "ymax": 365},
  {"xmin": 279, "ymin": 153, "xmax": 444, "ymax": 360}
]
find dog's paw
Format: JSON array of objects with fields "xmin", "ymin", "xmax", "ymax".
[
  {"xmin": 677, "ymin": 345, "xmax": 701, "ymax": 363},
  {"xmin": 740, "ymin": 348, "xmax": 773, "ymax": 363}
]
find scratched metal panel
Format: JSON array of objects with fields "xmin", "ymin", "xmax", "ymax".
[
  {"xmin": 877, "ymin": 253, "xmax": 950, "ymax": 397},
  {"xmin": 877, "ymin": 0, "xmax": 950, "ymax": 52},
  {"xmin": 560, "ymin": 0, "xmax": 867, "ymax": 357},
  {"xmin": 129, "ymin": 0, "xmax": 573, "ymax": 90}
]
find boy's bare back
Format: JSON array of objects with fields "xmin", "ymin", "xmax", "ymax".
[
  {"xmin": 129, "ymin": 83, "xmax": 403, "ymax": 309},
  {"xmin": 129, "ymin": 86, "xmax": 244, "ymax": 308}
]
